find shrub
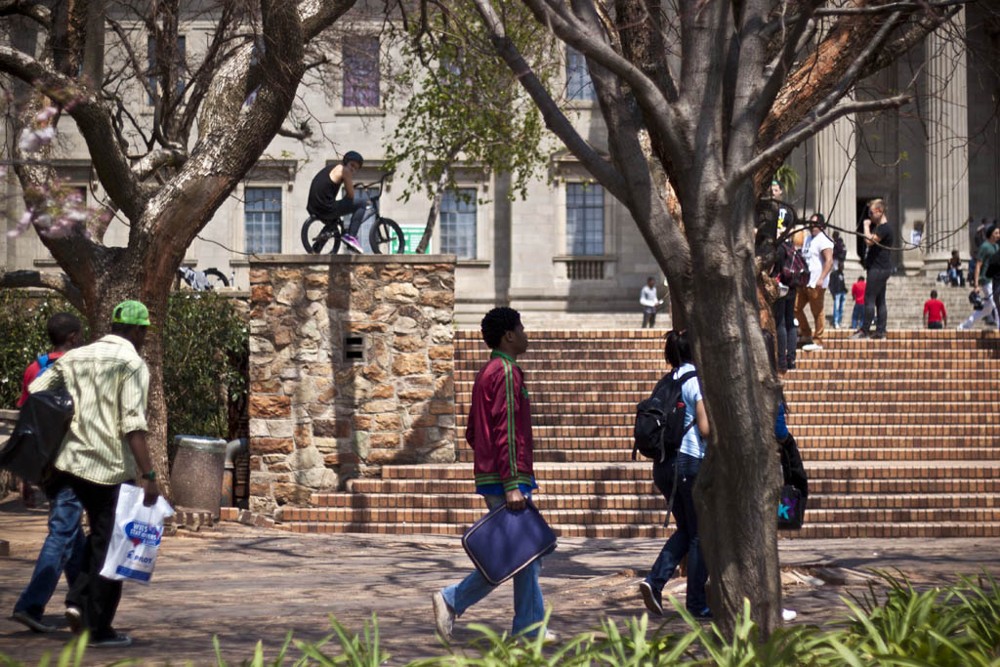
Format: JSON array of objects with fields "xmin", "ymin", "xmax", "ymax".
[
  {"xmin": 0, "ymin": 291, "xmax": 84, "ymax": 409},
  {"xmin": 0, "ymin": 289, "xmax": 248, "ymax": 459},
  {"xmin": 162, "ymin": 291, "xmax": 248, "ymax": 455}
]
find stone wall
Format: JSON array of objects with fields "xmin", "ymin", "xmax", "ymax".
[{"xmin": 247, "ymin": 255, "xmax": 456, "ymax": 514}]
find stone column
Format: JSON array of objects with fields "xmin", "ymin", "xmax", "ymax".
[
  {"xmin": 925, "ymin": 9, "xmax": 969, "ymax": 264},
  {"xmin": 812, "ymin": 108, "xmax": 858, "ymax": 271}
]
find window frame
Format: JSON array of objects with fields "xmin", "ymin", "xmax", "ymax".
[
  {"xmin": 439, "ymin": 187, "xmax": 479, "ymax": 261},
  {"xmin": 341, "ymin": 35, "xmax": 381, "ymax": 109},
  {"xmin": 243, "ymin": 186, "xmax": 283, "ymax": 255}
]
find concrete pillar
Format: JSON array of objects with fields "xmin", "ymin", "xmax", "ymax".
[
  {"xmin": 812, "ymin": 107, "xmax": 859, "ymax": 272},
  {"xmin": 925, "ymin": 9, "xmax": 969, "ymax": 265}
]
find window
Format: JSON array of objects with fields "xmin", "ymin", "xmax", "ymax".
[
  {"xmin": 440, "ymin": 189, "xmax": 477, "ymax": 259},
  {"xmin": 566, "ymin": 47, "xmax": 596, "ymax": 101},
  {"xmin": 147, "ymin": 35, "xmax": 186, "ymax": 104},
  {"xmin": 245, "ymin": 187, "xmax": 282, "ymax": 253},
  {"xmin": 566, "ymin": 183, "xmax": 604, "ymax": 255},
  {"xmin": 342, "ymin": 36, "xmax": 380, "ymax": 108}
]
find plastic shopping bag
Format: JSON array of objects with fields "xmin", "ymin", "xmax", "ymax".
[{"xmin": 100, "ymin": 484, "xmax": 175, "ymax": 583}]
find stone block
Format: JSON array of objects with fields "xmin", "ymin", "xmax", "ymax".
[
  {"xmin": 373, "ymin": 413, "xmax": 403, "ymax": 431},
  {"xmin": 428, "ymin": 345, "xmax": 454, "ymax": 360},
  {"xmin": 273, "ymin": 482, "xmax": 312, "ymax": 505},
  {"xmin": 384, "ymin": 283, "xmax": 420, "ymax": 303},
  {"xmin": 249, "ymin": 395, "xmax": 292, "ymax": 419},
  {"xmin": 393, "ymin": 335, "xmax": 425, "ymax": 353},
  {"xmin": 252, "ymin": 437, "xmax": 295, "ymax": 455},
  {"xmin": 288, "ymin": 446, "xmax": 325, "ymax": 471},
  {"xmin": 251, "ymin": 284, "xmax": 273, "ymax": 303},
  {"xmin": 429, "ymin": 400, "xmax": 454, "ymax": 415},
  {"xmin": 393, "ymin": 353, "xmax": 428, "ymax": 376},
  {"xmin": 368, "ymin": 433, "xmax": 401, "ymax": 449}
]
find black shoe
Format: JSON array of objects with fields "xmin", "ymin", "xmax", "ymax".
[
  {"xmin": 690, "ymin": 607, "xmax": 713, "ymax": 619},
  {"xmin": 10, "ymin": 610, "xmax": 57, "ymax": 633},
  {"xmin": 639, "ymin": 580, "xmax": 663, "ymax": 616},
  {"xmin": 89, "ymin": 631, "xmax": 132, "ymax": 648},
  {"xmin": 849, "ymin": 330, "xmax": 869, "ymax": 340},
  {"xmin": 870, "ymin": 332, "xmax": 886, "ymax": 340}
]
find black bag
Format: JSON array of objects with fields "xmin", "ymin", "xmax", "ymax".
[
  {"xmin": 774, "ymin": 240, "xmax": 809, "ymax": 289},
  {"xmin": 0, "ymin": 387, "xmax": 74, "ymax": 484},
  {"xmin": 778, "ymin": 434, "xmax": 808, "ymax": 530},
  {"xmin": 983, "ymin": 250, "xmax": 1000, "ymax": 280},
  {"xmin": 777, "ymin": 485, "xmax": 806, "ymax": 530},
  {"xmin": 632, "ymin": 370, "xmax": 697, "ymax": 463}
]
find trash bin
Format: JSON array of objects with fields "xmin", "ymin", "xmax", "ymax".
[{"xmin": 170, "ymin": 435, "xmax": 227, "ymax": 519}]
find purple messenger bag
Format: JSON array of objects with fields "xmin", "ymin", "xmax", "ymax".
[{"xmin": 461, "ymin": 500, "xmax": 558, "ymax": 585}]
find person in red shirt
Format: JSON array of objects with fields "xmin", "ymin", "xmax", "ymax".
[
  {"xmin": 433, "ymin": 307, "xmax": 553, "ymax": 643},
  {"xmin": 850, "ymin": 275, "xmax": 866, "ymax": 330},
  {"xmin": 923, "ymin": 290, "xmax": 947, "ymax": 329},
  {"xmin": 17, "ymin": 313, "xmax": 83, "ymax": 408}
]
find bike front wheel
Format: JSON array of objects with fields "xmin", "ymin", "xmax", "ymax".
[
  {"xmin": 202, "ymin": 268, "xmax": 229, "ymax": 290},
  {"xmin": 301, "ymin": 216, "xmax": 342, "ymax": 254},
  {"xmin": 369, "ymin": 217, "xmax": 405, "ymax": 254}
]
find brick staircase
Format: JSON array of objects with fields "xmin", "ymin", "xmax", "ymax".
[{"xmin": 275, "ymin": 327, "xmax": 1000, "ymax": 538}]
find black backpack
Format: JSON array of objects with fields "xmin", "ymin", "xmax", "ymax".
[
  {"xmin": 774, "ymin": 240, "xmax": 809, "ymax": 289},
  {"xmin": 632, "ymin": 370, "xmax": 697, "ymax": 463},
  {"xmin": 984, "ymin": 249, "xmax": 1000, "ymax": 280},
  {"xmin": 0, "ymin": 387, "xmax": 74, "ymax": 484}
]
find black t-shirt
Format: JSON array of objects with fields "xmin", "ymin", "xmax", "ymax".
[
  {"xmin": 866, "ymin": 222, "xmax": 893, "ymax": 270},
  {"xmin": 307, "ymin": 165, "xmax": 343, "ymax": 217}
]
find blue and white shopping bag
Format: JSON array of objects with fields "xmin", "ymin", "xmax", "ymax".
[{"xmin": 100, "ymin": 484, "xmax": 175, "ymax": 583}]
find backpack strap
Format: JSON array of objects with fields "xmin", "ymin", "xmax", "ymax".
[{"xmin": 674, "ymin": 369, "xmax": 699, "ymax": 438}]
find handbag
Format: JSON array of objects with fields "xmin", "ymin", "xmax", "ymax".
[
  {"xmin": 777, "ymin": 484, "xmax": 806, "ymax": 530},
  {"xmin": 100, "ymin": 484, "xmax": 175, "ymax": 583},
  {"xmin": 0, "ymin": 387, "xmax": 74, "ymax": 484},
  {"xmin": 462, "ymin": 500, "xmax": 557, "ymax": 585}
]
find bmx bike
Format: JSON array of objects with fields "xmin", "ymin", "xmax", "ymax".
[
  {"xmin": 301, "ymin": 172, "xmax": 405, "ymax": 255},
  {"xmin": 178, "ymin": 265, "xmax": 229, "ymax": 291}
]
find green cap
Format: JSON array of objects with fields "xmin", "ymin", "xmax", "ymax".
[{"xmin": 112, "ymin": 300, "xmax": 151, "ymax": 326}]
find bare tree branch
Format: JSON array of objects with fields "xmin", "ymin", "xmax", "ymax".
[
  {"xmin": 468, "ymin": 0, "xmax": 628, "ymax": 201},
  {"xmin": 0, "ymin": 46, "xmax": 147, "ymax": 221},
  {"xmin": 734, "ymin": 94, "xmax": 910, "ymax": 185},
  {"xmin": 0, "ymin": 270, "xmax": 85, "ymax": 311},
  {"xmin": 0, "ymin": 0, "xmax": 49, "ymax": 26},
  {"xmin": 131, "ymin": 148, "xmax": 187, "ymax": 181},
  {"xmin": 815, "ymin": 0, "xmax": 968, "ymax": 16}
]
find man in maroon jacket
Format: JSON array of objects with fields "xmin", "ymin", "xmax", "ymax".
[{"xmin": 432, "ymin": 307, "xmax": 553, "ymax": 642}]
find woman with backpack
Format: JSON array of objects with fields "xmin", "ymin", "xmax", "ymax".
[{"xmin": 638, "ymin": 330, "xmax": 712, "ymax": 620}]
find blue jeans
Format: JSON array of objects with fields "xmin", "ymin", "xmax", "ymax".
[
  {"xmin": 851, "ymin": 303, "xmax": 864, "ymax": 330},
  {"xmin": 832, "ymin": 292, "xmax": 845, "ymax": 327},
  {"xmin": 646, "ymin": 453, "xmax": 708, "ymax": 613},
  {"xmin": 14, "ymin": 483, "xmax": 85, "ymax": 619},
  {"xmin": 441, "ymin": 494, "xmax": 545, "ymax": 636}
]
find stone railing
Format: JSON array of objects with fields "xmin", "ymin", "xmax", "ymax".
[{"xmin": 247, "ymin": 254, "xmax": 457, "ymax": 514}]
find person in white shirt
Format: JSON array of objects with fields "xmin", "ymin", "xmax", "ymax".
[
  {"xmin": 639, "ymin": 277, "xmax": 664, "ymax": 328},
  {"xmin": 795, "ymin": 214, "xmax": 834, "ymax": 350}
]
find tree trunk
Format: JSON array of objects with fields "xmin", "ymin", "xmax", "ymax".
[{"xmin": 686, "ymin": 186, "xmax": 783, "ymax": 636}]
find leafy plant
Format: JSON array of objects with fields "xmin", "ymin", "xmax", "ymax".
[
  {"xmin": 0, "ymin": 291, "xmax": 84, "ymax": 409},
  {"xmin": 162, "ymin": 291, "xmax": 248, "ymax": 458}
]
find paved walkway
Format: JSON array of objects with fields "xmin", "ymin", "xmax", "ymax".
[{"xmin": 2, "ymin": 498, "xmax": 999, "ymax": 666}]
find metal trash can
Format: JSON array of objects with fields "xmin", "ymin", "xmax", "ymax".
[{"xmin": 170, "ymin": 435, "xmax": 227, "ymax": 519}]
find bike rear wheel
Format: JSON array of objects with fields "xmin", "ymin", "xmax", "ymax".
[
  {"xmin": 370, "ymin": 217, "xmax": 405, "ymax": 254},
  {"xmin": 301, "ymin": 216, "xmax": 342, "ymax": 254},
  {"xmin": 202, "ymin": 268, "xmax": 229, "ymax": 290}
]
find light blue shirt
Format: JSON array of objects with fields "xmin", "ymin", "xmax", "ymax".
[{"xmin": 674, "ymin": 363, "xmax": 706, "ymax": 459}]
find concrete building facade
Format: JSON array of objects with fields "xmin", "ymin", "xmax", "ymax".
[{"xmin": 2, "ymin": 5, "xmax": 998, "ymax": 325}]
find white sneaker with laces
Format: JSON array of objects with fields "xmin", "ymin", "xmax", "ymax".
[
  {"xmin": 802, "ymin": 343, "xmax": 823, "ymax": 351},
  {"xmin": 432, "ymin": 591, "xmax": 454, "ymax": 640},
  {"xmin": 782, "ymin": 608, "xmax": 797, "ymax": 622}
]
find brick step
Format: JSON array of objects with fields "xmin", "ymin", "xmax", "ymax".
[
  {"xmin": 471, "ymin": 423, "xmax": 997, "ymax": 439},
  {"xmin": 451, "ymin": 447, "xmax": 1000, "ymax": 464},
  {"xmin": 376, "ymin": 462, "xmax": 1000, "ymax": 481},
  {"xmin": 309, "ymin": 492, "xmax": 1000, "ymax": 511},
  {"xmin": 457, "ymin": 389, "xmax": 1000, "ymax": 404},
  {"xmin": 275, "ymin": 521, "xmax": 1000, "ymax": 538},
  {"xmin": 455, "ymin": 402, "xmax": 995, "ymax": 418},
  {"xmin": 456, "ymin": 367, "xmax": 1000, "ymax": 382},
  {"xmin": 276, "ymin": 504, "xmax": 1000, "ymax": 526},
  {"xmin": 344, "ymin": 477, "xmax": 1000, "ymax": 496}
]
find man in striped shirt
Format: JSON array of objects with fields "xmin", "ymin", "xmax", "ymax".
[{"xmin": 28, "ymin": 300, "xmax": 159, "ymax": 648}]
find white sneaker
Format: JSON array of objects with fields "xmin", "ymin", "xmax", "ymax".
[
  {"xmin": 543, "ymin": 630, "xmax": 558, "ymax": 643},
  {"xmin": 782, "ymin": 608, "xmax": 797, "ymax": 621},
  {"xmin": 432, "ymin": 591, "xmax": 454, "ymax": 640},
  {"xmin": 802, "ymin": 343, "xmax": 823, "ymax": 351}
]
